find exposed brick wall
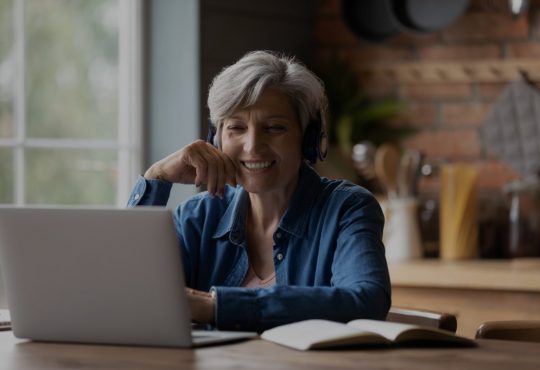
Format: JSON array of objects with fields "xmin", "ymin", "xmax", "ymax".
[{"xmin": 314, "ymin": 0, "xmax": 540, "ymax": 194}]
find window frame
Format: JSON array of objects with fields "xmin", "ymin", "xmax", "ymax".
[{"xmin": 0, "ymin": 0, "xmax": 144, "ymax": 206}]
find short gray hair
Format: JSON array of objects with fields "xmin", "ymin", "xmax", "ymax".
[{"xmin": 207, "ymin": 51, "xmax": 327, "ymax": 132}]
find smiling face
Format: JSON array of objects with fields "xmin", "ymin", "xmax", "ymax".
[{"xmin": 221, "ymin": 89, "xmax": 303, "ymax": 196}]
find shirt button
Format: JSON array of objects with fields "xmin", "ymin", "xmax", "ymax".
[
  {"xmin": 275, "ymin": 232, "xmax": 282, "ymax": 239},
  {"xmin": 134, "ymin": 193, "xmax": 140, "ymax": 200},
  {"xmin": 276, "ymin": 253, "xmax": 284, "ymax": 261}
]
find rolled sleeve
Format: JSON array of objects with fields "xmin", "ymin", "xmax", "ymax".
[{"xmin": 127, "ymin": 175, "xmax": 172, "ymax": 207}]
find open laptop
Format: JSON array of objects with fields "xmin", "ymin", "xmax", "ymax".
[{"xmin": 0, "ymin": 206, "xmax": 257, "ymax": 347}]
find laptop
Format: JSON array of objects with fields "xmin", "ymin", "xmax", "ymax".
[{"xmin": 0, "ymin": 206, "xmax": 257, "ymax": 347}]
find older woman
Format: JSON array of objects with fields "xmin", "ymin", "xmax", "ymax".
[{"xmin": 128, "ymin": 51, "xmax": 391, "ymax": 332}]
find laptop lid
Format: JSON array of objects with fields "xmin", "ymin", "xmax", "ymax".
[{"xmin": 0, "ymin": 207, "xmax": 197, "ymax": 347}]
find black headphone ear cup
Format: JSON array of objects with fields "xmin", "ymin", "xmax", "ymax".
[
  {"xmin": 302, "ymin": 120, "xmax": 320, "ymax": 164},
  {"xmin": 206, "ymin": 124, "xmax": 218, "ymax": 148},
  {"xmin": 302, "ymin": 112, "xmax": 326, "ymax": 164}
]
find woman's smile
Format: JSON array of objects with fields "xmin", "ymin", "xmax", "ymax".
[
  {"xmin": 241, "ymin": 160, "xmax": 276, "ymax": 171},
  {"xmin": 222, "ymin": 89, "xmax": 303, "ymax": 195}
]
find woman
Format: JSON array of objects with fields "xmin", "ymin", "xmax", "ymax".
[{"xmin": 128, "ymin": 51, "xmax": 391, "ymax": 332}]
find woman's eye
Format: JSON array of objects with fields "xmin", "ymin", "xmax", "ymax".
[
  {"xmin": 226, "ymin": 125, "xmax": 245, "ymax": 131},
  {"xmin": 267, "ymin": 125, "xmax": 286, "ymax": 133}
]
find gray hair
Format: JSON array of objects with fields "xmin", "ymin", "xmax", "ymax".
[{"xmin": 207, "ymin": 51, "xmax": 328, "ymax": 133}]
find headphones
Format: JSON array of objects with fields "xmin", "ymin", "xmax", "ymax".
[
  {"xmin": 302, "ymin": 111, "xmax": 328, "ymax": 164},
  {"xmin": 206, "ymin": 122, "xmax": 220, "ymax": 148},
  {"xmin": 206, "ymin": 111, "xmax": 327, "ymax": 165}
]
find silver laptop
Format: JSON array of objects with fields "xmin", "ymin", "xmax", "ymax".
[{"xmin": 0, "ymin": 206, "xmax": 257, "ymax": 347}]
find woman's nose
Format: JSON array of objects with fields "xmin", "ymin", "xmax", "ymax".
[{"xmin": 243, "ymin": 129, "xmax": 265, "ymax": 153}]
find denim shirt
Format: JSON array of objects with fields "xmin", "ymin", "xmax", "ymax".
[{"xmin": 127, "ymin": 164, "xmax": 391, "ymax": 332}]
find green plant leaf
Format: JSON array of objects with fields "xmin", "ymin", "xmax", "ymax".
[
  {"xmin": 315, "ymin": 58, "xmax": 415, "ymax": 151},
  {"xmin": 336, "ymin": 116, "xmax": 353, "ymax": 155}
]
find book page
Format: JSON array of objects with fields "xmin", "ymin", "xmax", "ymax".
[
  {"xmin": 261, "ymin": 319, "xmax": 389, "ymax": 350},
  {"xmin": 347, "ymin": 320, "xmax": 440, "ymax": 341},
  {"xmin": 347, "ymin": 320, "xmax": 474, "ymax": 345}
]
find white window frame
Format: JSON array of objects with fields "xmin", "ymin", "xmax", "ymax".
[{"xmin": 1, "ymin": 0, "xmax": 143, "ymax": 206}]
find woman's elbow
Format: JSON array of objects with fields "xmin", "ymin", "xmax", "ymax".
[{"xmin": 357, "ymin": 283, "xmax": 391, "ymax": 321}]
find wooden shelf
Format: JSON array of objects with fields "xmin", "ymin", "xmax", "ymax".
[
  {"xmin": 389, "ymin": 259, "xmax": 540, "ymax": 292},
  {"xmin": 355, "ymin": 58, "xmax": 540, "ymax": 83}
]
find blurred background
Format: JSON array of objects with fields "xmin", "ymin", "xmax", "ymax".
[
  {"xmin": 1, "ymin": 0, "xmax": 540, "ymax": 260},
  {"xmin": 1, "ymin": 0, "xmax": 540, "ymax": 337}
]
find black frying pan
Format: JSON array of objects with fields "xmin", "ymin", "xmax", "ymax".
[
  {"xmin": 391, "ymin": 0, "xmax": 469, "ymax": 32},
  {"xmin": 341, "ymin": 0, "xmax": 400, "ymax": 42}
]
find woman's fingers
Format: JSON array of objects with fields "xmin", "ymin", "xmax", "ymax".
[
  {"xmin": 187, "ymin": 142, "xmax": 237, "ymax": 197},
  {"xmin": 203, "ymin": 150, "xmax": 219, "ymax": 196},
  {"xmin": 222, "ymin": 153, "xmax": 238, "ymax": 187},
  {"xmin": 185, "ymin": 288, "xmax": 215, "ymax": 324},
  {"xmin": 144, "ymin": 140, "xmax": 238, "ymax": 197},
  {"xmin": 207, "ymin": 149, "xmax": 225, "ymax": 197}
]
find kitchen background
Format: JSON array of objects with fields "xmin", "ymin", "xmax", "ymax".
[
  {"xmin": 312, "ymin": 0, "xmax": 540, "ymax": 260},
  {"xmin": 315, "ymin": 0, "xmax": 534, "ymax": 191},
  {"xmin": 0, "ymin": 0, "xmax": 538, "ymax": 336},
  {"xmin": 198, "ymin": 0, "xmax": 540, "ymax": 261}
]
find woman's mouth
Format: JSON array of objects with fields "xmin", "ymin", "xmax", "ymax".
[{"xmin": 241, "ymin": 161, "xmax": 275, "ymax": 170}]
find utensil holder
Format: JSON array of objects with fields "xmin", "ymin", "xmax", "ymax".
[{"xmin": 381, "ymin": 197, "xmax": 423, "ymax": 262}]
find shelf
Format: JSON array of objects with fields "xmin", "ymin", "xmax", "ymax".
[{"xmin": 355, "ymin": 58, "xmax": 540, "ymax": 83}]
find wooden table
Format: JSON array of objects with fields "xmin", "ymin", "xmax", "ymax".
[
  {"xmin": 389, "ymin": 259, "xmax": 540, "ymax": 338},
  {"xmin": 0, "ymin": 332, "xmax": 539, "ymax": 370}
]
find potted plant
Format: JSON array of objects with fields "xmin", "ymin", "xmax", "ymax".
[{"xmin": 315, "ymin": 59, "xmax": 414, "ymax": 182}]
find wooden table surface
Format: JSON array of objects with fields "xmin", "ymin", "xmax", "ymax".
[{"xmin": 0, "ymin": 331, "xmax": 539, "ymax": 370}]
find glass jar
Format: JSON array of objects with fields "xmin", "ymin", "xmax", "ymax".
[{"xmin": 504, "ymin": 176, "xmax": 540, "ymax": 258}]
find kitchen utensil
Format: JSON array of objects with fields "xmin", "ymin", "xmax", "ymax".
[
  {"xmin": 352, "ymin": 141, "xmax": 377, "ymax": 181},
  {"xmin": 439, "ymin": 164, "xmax": 478, "ymax": 260},
  {"xmin": 341, "ymin": 0, "xmax": 400, "ymax": 42},
  {"xmin": 391, "ymin": 0, "xmax": 470, "ymax": 33},
  {"xmin": 480, "ymin": 78, "xmax": 540, "ymax": 176},
  {"xmin": 509, "ymin": 0, "xmax": 529, "ymax": 19},
  {"xmin": 397, "ymin": 149, "xmax": 422, "ymax": 197},
  {"xmin": 375, "ymin": 143, "xmax": 401, "ymax": 198},
  {"xmin": 503, "ymin": 176, "xmax": 540, "ymax": 258},
  {"xmin": 342, "ymin": 0, "xmax": 470, "ymax": 43}
]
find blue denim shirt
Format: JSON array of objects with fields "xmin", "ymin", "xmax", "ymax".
[{"xmin": 127, "ymin": 164, "xmax": 391, "ymax": 332}]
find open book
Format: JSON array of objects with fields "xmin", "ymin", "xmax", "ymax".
[{"xmin": 261, "ymin": 319, "xmax": 475, "ymax": 351}]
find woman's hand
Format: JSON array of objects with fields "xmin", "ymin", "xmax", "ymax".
[
  {"xmin": 185, "ymin": 287, "xmax": 215, "ymax": 324},
  {"xmin": 144, "ymin": 140, "xmax": 237, "ymax": 197}
]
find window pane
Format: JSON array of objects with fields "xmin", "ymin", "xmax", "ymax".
[
  {"xmin": 0, "ymin": 148, "xmax": 14, "ymax": 203},
  {"xmin": 0, "ymin": 0, "xmax": 14, "ymax": 138},
  {"xmin": 25, "ymin": 0, "xmax": 119, "ymax": 139},
  {"xmin": 25, "ymin": 148, "xmax": 117, "ymax": 205}
]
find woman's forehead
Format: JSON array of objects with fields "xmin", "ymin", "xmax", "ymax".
[{"xmin": 229, "ymin": 89, "xmax": 296, "ymax": 118}]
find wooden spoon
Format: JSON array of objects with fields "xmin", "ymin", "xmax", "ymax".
[{"xmin": 374, "ymin": 143, "xmax": 400, "ymax": 198}]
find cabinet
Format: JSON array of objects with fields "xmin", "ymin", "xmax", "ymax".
[{"xmin": 389, "ymin": 259, "xmax": 540, "ymax": 338}]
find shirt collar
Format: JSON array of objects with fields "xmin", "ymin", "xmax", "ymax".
[
  {"xmin": 213, "ymin": 187, "xmax": 248, "ymax": 245},
  {"xmin": 212, "ymin": 163, "xmax": 322, "ymax": 241},
  {"xmin": 278, "ymin": 163, "xmax": 321, "ymax": 238}
]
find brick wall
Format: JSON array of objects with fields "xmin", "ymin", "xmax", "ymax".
[{"xmin": 314, "ymin": 0, "xmax": 540, "ymax": 194}]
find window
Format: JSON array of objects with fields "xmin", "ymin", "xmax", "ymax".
[{"xmin": 0, "ymin": 0, "xmax": 143, "ymax": 206}]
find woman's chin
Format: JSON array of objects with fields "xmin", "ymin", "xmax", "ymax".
[{"xmin": 240, "ymin": 181, "xmax": 274, "ymax": 194}]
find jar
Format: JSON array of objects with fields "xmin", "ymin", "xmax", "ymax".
[{"xmin": 504, "ymin": 176, "xmax": 540, "ymax": 258}]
